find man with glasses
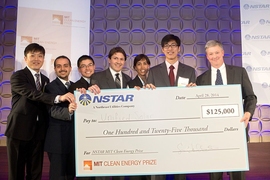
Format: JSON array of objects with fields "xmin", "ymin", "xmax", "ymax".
[
  {"xmin": 147, "ymin": 34, "xmax": 196, "ymax": 180},
  {"xmin": 148, "ymin": 34, "xmax": 196, "ymax": 88},
  {"xmin": 68, "ymin": 55, "xmax": 100, "ymax": 180},
  {"xmin": 69, "ymin": 55, "xmax": 98, "ymax": 93}
]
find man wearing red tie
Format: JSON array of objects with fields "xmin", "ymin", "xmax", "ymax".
[
  {"xmin": 147, "ymin": 34, "xmax": 196, "ymax": 88},
  {"xmin": 147, "ymin": 34, "xmax": 196, "ymax": 180}
]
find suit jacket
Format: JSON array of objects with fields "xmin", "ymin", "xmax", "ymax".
[
  {"xmin": 44, "ymin": 78, "xmax": 74, "ymax": 154},
  {"xmin": 147, "ymin": 61, "xmax": 196, "ymax": 87},
  {"xmin": 90, "ymin": 68, "xmax": 131, "ymax": 89},
  {"xmin": 196, "ymin": 64, "xmax": 257, "ymax": 116},
  {"xmin": 127, "ymin": 75, "xmax": 144, "ymax": 88},
  {"xmin": 69, "ymin": 77, "xmax": 89, "ymax": 93},
  {"xmin": 5, "ymin": 67, "xmax": 56, "ymax": 141}
]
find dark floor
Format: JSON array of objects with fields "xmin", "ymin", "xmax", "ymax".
[{"xmin": 0, "ymin": 143, "xmax": 270, "ymax": 180}]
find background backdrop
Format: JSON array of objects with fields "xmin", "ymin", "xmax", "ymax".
[{"xmin": 0, "ymin": 0, "xmax": 269, "ymax": 145}]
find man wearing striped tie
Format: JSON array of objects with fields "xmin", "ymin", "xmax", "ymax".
[
  {"xmin": 44, "ymin": 55, "xmax": 77, "ymax": 180},
  {"xmin": 90, "ymin": 47, "xmax": 131, "ymax": 90},
  {"xmin": 5, "ymin": 43, "xmax": 75, "ymax": 180},
  {"xmin": 90, "ymin": 47, "xmax": 131, "ymax": 180}
]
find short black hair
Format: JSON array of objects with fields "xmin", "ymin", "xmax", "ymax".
[
  {"xmin": 108, "ymin": 47, "xmax": 127, "ymax": 61},
  {"xmin": 77, "ymin": 55, "xmax": 95, "ymax": 68},
  {"xmin": 161, "ymin": 34, "xmax": 181, "ymax": 47},
  {"xmin": 133, "ymin": 54, "xmax": 150, "ymax": 68},
  {"xmin": 54, "ymin": 55, "xmax": 71, "ymax": 67},
  {"xmin": 24, "ymin": 43, "xmax": 45, "ymax": 56}
]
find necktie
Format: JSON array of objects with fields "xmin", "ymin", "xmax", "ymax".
[
  {"xmin": 115, "ymin": 73, "xmax": 121, "ymax": 89},
  {"xmin": 215, "ymin": 69, "xmax": 223, "ymax": 85},
  {"xmin": 169, "ymin": 65, "xmax": 175, "ymax": 86},
  {"xmin": 65, "ymin": 81, "xmax": 70, "ymax": 89},
  {"xmin": 35, "ymin": 73, "xmax": 41, "ymax": 91}
]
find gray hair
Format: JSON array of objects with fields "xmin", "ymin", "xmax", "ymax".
[{"xmin": 205, "ymin": 40, "xmax": 223, "ymax": 50}]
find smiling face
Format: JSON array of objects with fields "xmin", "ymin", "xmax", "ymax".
[
  {"xmin": 54, "ymin": 57, "xmax": 72, "ymax": 81},
  {"xmin": 108, "ymin": 52, "xmax": 125, "ymax": 72},
  {"xmin": 78, "ymin": 59, "xmax": 95, "ymax": 78},
  {"xmin": 134, "ymin": 58, "xmax": 150, "ymax": 77},
  {"xmin": 162, "ymin": 40, "xmax": 180, "ymax": 64},
  {"xmin": 24, "ymin": 51, "xmax": 45, "ymax": 72},
  {"xmin": 206, "ymin": 45, "xmax": 225, "ymax": 69}
]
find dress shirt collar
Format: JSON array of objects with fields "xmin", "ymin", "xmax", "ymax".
[
  {"xmin": 165, "ymin": 61, "xmax": 179, "ymax": 74},
  {"xmin": 138, "ymin": 76, "xmax": 145, "ymax": 86},
  {"xmin": 57, "ymin": 77, "xmax": 70, "ymax": 87},
  {"xmin": 211, "ymin": 63, "xmax": 225, "ymax": 72},
  {"xmin": 27, "ymin": 66, "xmax": 41, "ymax": 77},
  {"xmin": 109, "ymin": 67, "xmax": 122, "ymax": 79},
  {"xmin": 82, "ymin": 76, "xmax": 90, "ymax": 84},
  {"xmin": 211, "ymin": 63, "xmax": 227, "ymax": 85}
]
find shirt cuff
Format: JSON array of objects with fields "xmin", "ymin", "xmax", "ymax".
[{"xmin": 54, "ymin": 95, "xmax": 60, "ymax": 104}]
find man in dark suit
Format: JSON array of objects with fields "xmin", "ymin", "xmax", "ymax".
[
  {"xmin": 69, "ymin": 55, "xmax": 96, "ymax": 93},
  {"xmin": 68, "ymin": 55, "xmax": 100, "ymax": 180},
  {"xmin": 44, "ymin": 55, "xmax": 77, "ymax": 180},
  {"xmin": 5, "ymin": 43, "xmax": 74, "ymax": 180},
  {"xmin": 146, "ymin": 34, "xmax": 196, "ymax": 180},
  {"xmin": 90, "ymin": 47, "xmax": 131, "ymax": 89},
  {"xmin": 196, "ymin": 40, "xmax": 257, "ymax": 180},
  {"xmin": 128, "ymin": 54, "xmax": 150, "ymax": 88}
]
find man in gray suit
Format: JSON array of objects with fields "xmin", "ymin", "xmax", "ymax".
[
  {"xmin": 147, "ymin": 34, "xmax": 196, "ymax": 180},
  {"xmin": 90, "ymin": 46, "xmax": 131, "ymax": 180},
  {"xmin": 196, "ymin": 40, "xmax": 257, "ymax": 180},
  {"xmin": 90, "ymin": 46, "xmax": 131, "ymax": 89},
  {"xmin": 147, "ymin": 34, "xmax": 196, "ymax": 88}
]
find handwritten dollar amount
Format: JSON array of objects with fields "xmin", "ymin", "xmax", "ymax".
[{"xmin": 202, "ymin": 104, "xmax": 239, "ymax": 118}]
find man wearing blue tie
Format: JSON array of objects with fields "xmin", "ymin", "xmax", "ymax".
[{"xmin": 196, "ymin": 40, "xmax": 257, "ymax": 180}]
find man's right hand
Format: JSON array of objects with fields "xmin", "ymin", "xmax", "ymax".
[
  {"xmin": 59, "ymin": 92, "xmax": 75, "ymax": 103},
  {"xmin": 68, "ymin": 102, "xmax": 77, "ymax": 113}
]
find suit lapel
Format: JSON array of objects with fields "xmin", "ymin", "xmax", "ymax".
[
  {"xmin": 80, "ymin": 77, "xmax": 90, "ymax": 88},
  {"xmin": 40, "ymin": 73, "xmax": 49, "ymax": 91},
  {"xmin": 176, "ymin": 62, "xmax": 185, "ymax": 86},
  {"xmin": 24, "ymin": 67, "xmax": 36, "ymax": 88},
  {"xmin": 226, "ymin": 65, "xmax": 234, "ymax": 84},
  {"xmin": 135, "ymin": 76, "xmax": 143, "ymax": 87},
  {"xmin": 55, "ymin": 78, "xmax": 68, "ymax": 93},
  {"xmin": 201, "ymin": 70, "xmax": 211, "ymax": 85},
  {"xmin": 176, "ymin": 62, "xmax": 182, "ymax": 78},
  {"xmin": 105, "ymin": 68, "xmax": 116, "ymax": 88},
  {"xmin": 160, "ymin": 62, "xmax": 170, "ymax": 86},
  {"xmin": 121, "ymin": 72, "xmax": 130, "ymax": 88}
]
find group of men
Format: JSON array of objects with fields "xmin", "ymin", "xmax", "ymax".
[{"xmin": 5, "ymin": 34, "xmax": 257, "ymax": 180}]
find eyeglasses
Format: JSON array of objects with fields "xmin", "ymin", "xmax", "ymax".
[
  {"xmin": 163, "ymin": 44, "xmax": 178, "ymax": 49},
  {"xmin": 80, "ymin": 63, "xmax": 94, "ymax": 69}
]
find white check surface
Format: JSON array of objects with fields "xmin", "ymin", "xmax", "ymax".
[{"xmin": 75, "ymin": 85, "xmax": 248, "ymax": 177}]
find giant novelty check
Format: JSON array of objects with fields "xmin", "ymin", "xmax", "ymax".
[{"xmin": 74, "ymin": 85, "xmax": 248, "ymax": 177}]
